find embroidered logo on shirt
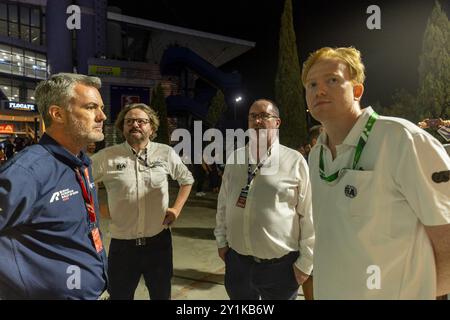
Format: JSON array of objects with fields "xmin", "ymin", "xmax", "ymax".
[
  {"xmin": 116, "ymin": 163, "xmax": 127, "ymax": 170},
  {"xmin": 432, "ymin": 170, "xmax": 450, "ymax": 183},
  {"xmin": 49, "ymin": 189, "xmax": 79, "ymax": 203},
  {"xmin": 148, "ymin": 160, "xmax": 165, "ymax": 168},
  {"xmin": 344, "ymin": 185, "xmax": 358, "ymax": 198}
]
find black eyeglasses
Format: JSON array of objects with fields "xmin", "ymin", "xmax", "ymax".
[
  {"xmin": 124, "ymin": 118, "xmax": 151, "ymax": 126},
  {"xmin": 248, "ymin": 113, "xmax": 278, "ymax": 121}
]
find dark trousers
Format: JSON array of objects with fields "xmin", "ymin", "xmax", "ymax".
[
  {"xmin": 108, "ymin": 229, "xmax": 173, "ymax": 300},
  {"xmin": 224, "ymin": 248, "xmax": 300, "ymax": 300}
]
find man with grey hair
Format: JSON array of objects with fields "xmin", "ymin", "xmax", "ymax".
[
  {"xmin": 91, "ymin": 103, "xmax": 193, "ymax": 300},
  {"xmin": 0, "ymin": 73, "xmax": 108, "ymax": 299}
]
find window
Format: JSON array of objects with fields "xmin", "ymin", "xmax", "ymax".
[
  {"xmin": 27, "ymin": 88, "xmax": 35, "ymax": 103},
  {"xmin": 30, "ymin": 27, "xmax": 40, "ymax": 44},
  {"xmin": 20, "ymin": 26, "xmax": 30, "ymax": 41},
  {"xmin": 0, "ymin": 4, "xmax": 45, "ymax": 45},
  {"xmin": 30, "ymin": 8, "xmax": 40, "ymax": 27},
  {"xmin": 0, "ymin": 77, "xmax": 39, "ymax": 104},
  {"xmin": 0, "ymin": 44, "xmax": 47, "ymax": 79},
  {"xmin": 9, "ymin": 22, "xmax": 19, "ymax": 38},
  {"xmin": 0, "ymin": 20, "xmax": 6, "ymax": 37},
  {"xmin": 0, "ymin": 3, "xmax": 6, "ymax": 20},
  {"xmin": 8, "ymin": 4, "xmax": 18, "ymax": 23},
  {"xmin": 20, "ymin": 7, "xmax": 29, "ymax": 25}
]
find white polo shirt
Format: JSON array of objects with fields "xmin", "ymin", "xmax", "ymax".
[
  {"xmin": 214, "ymin": 142, "xmax": 315, "ymax": 274},
  {"xmin": 91, "ymin": 141, "xmax": 194, "ymax": 239},
  {"xmin": 309, "ymin": 107, "xmax": 450, "ymax": 299}
]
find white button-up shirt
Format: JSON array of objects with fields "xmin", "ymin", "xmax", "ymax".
[
  {"xmin": 214, "ymin": 142, "xmax": 314, "ymax": 274},
  {"xmin": 91, "ymin": 141, "xmax": 194, "ymax": 239},
  {"xmin": 309, "ymin": 107, "xmax": 450, "ymax": 299}
]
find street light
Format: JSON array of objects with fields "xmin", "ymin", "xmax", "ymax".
[{"xmin": 234, "ymin": 96, "xmax": 243, "ymax": 121}]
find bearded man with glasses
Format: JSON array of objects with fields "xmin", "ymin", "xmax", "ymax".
[{"xmin": 91, "ymin": 103, "xmax": 193, "ymax": 300}]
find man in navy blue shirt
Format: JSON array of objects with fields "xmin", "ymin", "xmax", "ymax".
[{"xmin": 0, "ymin": 73, "xmax": 108, "ymax": 299}]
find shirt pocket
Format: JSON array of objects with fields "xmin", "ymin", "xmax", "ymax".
[
  {"xmin": 337, "ymin": 169, "xmax": 375, "ymax": 217},
  {"xmin": 149, "ymin": 167, "xmax": 168, "ymax": 188}
]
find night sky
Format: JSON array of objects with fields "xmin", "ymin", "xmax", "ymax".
[{"xmin": 108, "ymin": 0, "xmax": 449, "ymax": 110}]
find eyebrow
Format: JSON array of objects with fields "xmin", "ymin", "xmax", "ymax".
[
  {"xmin": 306, "ymin": 72, "xmax": 341, "ymax": 82},
  {"xmin": 84, "ymin": 102, "xmax": 104, "ymax": 109}
]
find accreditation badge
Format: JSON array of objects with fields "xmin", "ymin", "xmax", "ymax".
[
  {"xmin": 91, "ymin": 227, "xmax": 104, "ymax": 253},
  {"xmin": 235, "ymin": 187, "xmax": 249, "ymax": 208}
]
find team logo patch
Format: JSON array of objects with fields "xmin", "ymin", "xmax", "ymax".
[
  {"xmin": 50, "ymin": 189, "xmax": 79, "ymax": 203},
  {"xmin": 344, "ymin": 185, "xmax": 358, "ymax": 198},
  {"xmin": 432, "ymin": 170, "xmax": 450, "ymax": 183},
  {"xmin": 116, "ymin": 163, "xmax": 126, "ymax": 170}
]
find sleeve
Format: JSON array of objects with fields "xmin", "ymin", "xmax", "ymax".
[
  {"xmin": 294, "ymin": 157, "xmax": 315, "ymax": 275},
  {"xmin": 214, "ymin": 162, "xmax": 230, "ymax": 248},
  {"xmin": 0, "ymin": 163, "xmax": 38, "ymax": 231},
  {"xmin": 168, "ymin": 148, "xmax": 194, "ymax": 186},
  {"xmin": 394, "ymin": 131, "xmax": 450, "ymax": 226},
  {"xmin": 90, "ymin": 151, "xmax": 105, "ymax": 183}
]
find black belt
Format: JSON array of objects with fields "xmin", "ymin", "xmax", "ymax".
[
  {"xmin": 232, "ymin": 249, "xmax": 299, "ymax": 265},
  {"xmin": 113, "ymin": 229, "xmax": 169, "ymax": 246}
]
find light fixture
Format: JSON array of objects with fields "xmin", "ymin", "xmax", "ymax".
[
  {"xmin": 3, "ymin": 86, "xmax": 8, "ymax": 90},
  {"xmin": 235, "ymin": 96, "xmax": 243, "ymax": 103}
]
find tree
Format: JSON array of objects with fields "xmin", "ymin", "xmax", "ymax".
[
  {"xmin": 207, "ymin": 89, "xmax": 227, "ymax": 128},
  {"xmin": 275, "ymin": 0, "xmax": 307, "ymax": 149},
  {"xmin": 381, "ymin": 89, "xmax": 418, "ymax": 123},
  {"xmin": 151, "ymin": 82, "xmax": 169, "ymax": 144},
  {"xmin": 417, "ymin": 1, "xmax": 449, "ymax": 119}
]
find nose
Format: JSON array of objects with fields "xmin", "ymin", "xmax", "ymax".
[
  {"xmin": 255, "ymin": 117, "xmax": 264, "ymax": 125},
  {"xmin": 96, "ymin": 108, "xmax": 107, "ymax": 122},
  {"xmin": 131, "ymin": 120, "xmax": 140, "ymax": 128},
  {"xmin": 315, "ymin": 82, "xmax": 327, "ymax": 97}
]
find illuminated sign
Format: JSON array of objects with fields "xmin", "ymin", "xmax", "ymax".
[
  {"xmin": 0, "ymin": 124, "xmax": 14, "ymax": 134},
  {"xmin": 8, "ymin": 102, "xmax": 36, "ymax": 111},
  {"xmin": 89, "ymin": 65, "xmax": 121, "ymax": 76}
]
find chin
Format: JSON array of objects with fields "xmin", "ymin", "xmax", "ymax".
[{"xmin": 88, "ymin": 133, "xmax": 104, "ymax": 142}]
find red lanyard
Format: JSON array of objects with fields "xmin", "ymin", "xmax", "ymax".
[{"xmin": 75, "ymin": 167, "xmax": 97, "ymax": 224}]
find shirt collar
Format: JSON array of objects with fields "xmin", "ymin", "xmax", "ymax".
[
  {"xmin": 342, "ymin": 107, "xmax": 375, "ymax": 147},
  {"xmin": 39, "ymin": 133, "xmax": 90, "ymax": 168},
  {"xmin": 316, "ymin": 107, "xmax": 375, "ymax": 148},
  {"xmin": 247, "ymin": 139, "xmax": 279, "ymax": 164}
]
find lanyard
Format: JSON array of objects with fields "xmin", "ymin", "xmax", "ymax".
[
  {"xmin": 319, "ymin": 112, "xmax": 379, "ymax": 182},
  {"xmin": 132, "ymin": 148, "xmax": 148, "ymax": 167},
  {"xmin": 244, "ymin": 148, "xmax": 272, "ymax": 188},
  {"xmin": 75, "ymin": 167, "xmax": 97, "ymax": 224}
]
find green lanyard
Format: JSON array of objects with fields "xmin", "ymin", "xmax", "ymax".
[{"xmin": 319, "ymin": 112, "xmax": 379, "ymax": 182}]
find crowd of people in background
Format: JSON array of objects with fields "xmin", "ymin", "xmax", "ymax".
[{"xmin": 0, "ymin": 135, "xmax": 37, "ymax": 164}]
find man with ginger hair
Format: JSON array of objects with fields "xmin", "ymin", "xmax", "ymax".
[{"xmin": 302, "ymin": 46, "xmax": 450, "ymax": 299}]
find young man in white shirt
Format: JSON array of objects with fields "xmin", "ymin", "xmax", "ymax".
[
  {"xmin": 214, "ymin": 99, "xmax": 314, "ymax": 300},
  {"xmin": 303, "ymin": 47, "xmax": 450, "ymax": 299},
  {"xmin": 91, "ymin": 103, "xmax": 193, "ymax": 300}
]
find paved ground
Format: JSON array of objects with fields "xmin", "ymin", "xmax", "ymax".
[{"xmin": 98, "ymin": 187, "xmax": 306, "ymax": 300}]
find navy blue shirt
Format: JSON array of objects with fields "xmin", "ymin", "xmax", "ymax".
[{"xmin": 0, "ymin": 134, "xmax": 107, "ymax": 299}]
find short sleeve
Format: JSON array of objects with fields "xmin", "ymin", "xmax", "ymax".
[{"xmin": 395, "ymin": 131, "xmax": 450, "ymax": 226}]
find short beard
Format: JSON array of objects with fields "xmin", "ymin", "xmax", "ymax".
[
  {"xmin": 124, "ymin": 128, "xmax": 150, "ymax": 145},
  {"xmin": 68, "ymin": 114, "xmax": 104, "ymax": 144}
]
